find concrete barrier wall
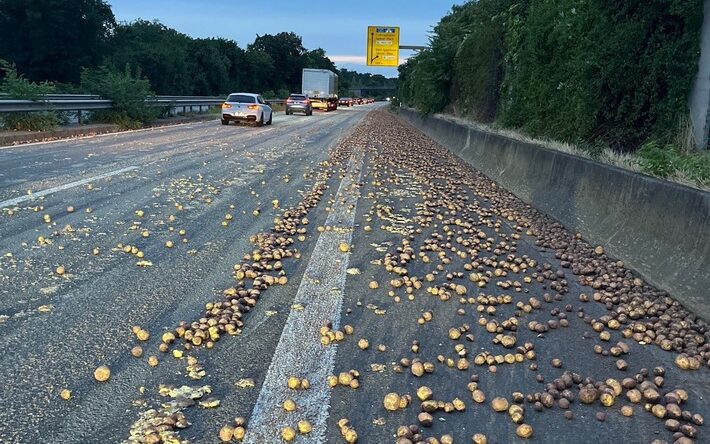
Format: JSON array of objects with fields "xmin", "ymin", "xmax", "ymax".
[{"xmin": 399, "ymin": 108, "xmax": 710, "ymax": 320}]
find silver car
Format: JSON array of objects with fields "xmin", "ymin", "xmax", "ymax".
[{"xmin": 221, "ymin": 93, "xmax": 273, "ymax": 126}]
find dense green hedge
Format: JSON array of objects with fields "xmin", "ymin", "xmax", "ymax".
[
  {"xmin": 0, "ymin": 60, "xmax": 61, "ymax": 131},
  {"xmin": 399, "ymin": 0, "xmax": 703, "ymax": 151},
  {"xmin": 452, "ymin": 3, "xmax": 506, "ymax": 122}
]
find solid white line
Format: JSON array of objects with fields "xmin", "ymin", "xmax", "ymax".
[
  {"xmin": 0, "ymin": 166, "xmax": 139, "ymax": 208},
  {"xmin": 244, "ymin": 147, "xmax": 365, "ymax": 443}
]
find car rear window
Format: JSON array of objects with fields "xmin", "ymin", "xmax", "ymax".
[
  {"xmin": 289, "ymin": 95, "xmax": 307, "ymax": 100},
  {"xmin": 226, "ymin": 94, "xmax": 256, "ymax": 103}
]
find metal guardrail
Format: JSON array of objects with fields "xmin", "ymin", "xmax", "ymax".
[
  {"xmin": 0, "ymin": 94, "xmax": 285, "ymax": 114},
  {"xmin": 0, "ymin": 93, "xmax": 102, "ymax": 100},
  {"xmin": 0, "ymin": 93, "xmax": 226, "ymax": 100},
  {"xmin": 0, "ymin": 99, "xmax": 113, "ymax": 113}
]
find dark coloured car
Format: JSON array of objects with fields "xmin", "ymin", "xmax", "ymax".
[{"xmin": 285, "ymin": 94, "xmax": 313, "ymax": 116}]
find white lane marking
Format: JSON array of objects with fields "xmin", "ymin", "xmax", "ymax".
[
  {"xmin": 244, "ymin": 147, "xmax": 365, "ymax": 443},
  {"xmin": 0, "ymin": 166, "xmax": 138, "ymax": 208}
]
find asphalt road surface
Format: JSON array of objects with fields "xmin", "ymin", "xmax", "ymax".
[{"xmin": 0, "ymin": 106, "xmax": 707, "ymax": 444}]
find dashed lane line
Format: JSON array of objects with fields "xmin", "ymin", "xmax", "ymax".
[
  {"xmin": 0, "ymin": 165, "xmax": 139, "ymax": 209},
  {"xmin": 244, "ymin": 146, "xmax": 365, "ymax": 443}
]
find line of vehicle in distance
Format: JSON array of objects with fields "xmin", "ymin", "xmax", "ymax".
[{"xmin": 220, "ymin": 68, "xmax": 377, "ymax": 126}]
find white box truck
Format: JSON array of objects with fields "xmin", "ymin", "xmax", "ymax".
[{"xmin": 302, "ymin": 68, "xmax": 339, "ymax": 111}]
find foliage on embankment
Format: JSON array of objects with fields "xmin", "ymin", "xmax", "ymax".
[{"xmin": 398, "ymin": 0, "xmax": 706, "ymax": 186}]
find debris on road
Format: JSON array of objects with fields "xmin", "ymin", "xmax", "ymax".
[
  {"xmin": 1, "ymin": 107, "xmax": 706, "ymax": 444},
  {"xmin": 93, "ymin": 365, "xmax": 111, "ymax": 382}
]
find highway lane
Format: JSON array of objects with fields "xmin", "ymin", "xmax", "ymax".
[
  {"xmin": 0, "ymin": 106, "xmax": 708, "ymax": 444},
  {"xmin": 317, "ymin": 112, "xmax": 709, "ymax": 444},
  {"xmin": 0, "ymin": 107, "xmax": 370, "ymax": 443},
  {"xmin": 0, "ymin": 113, "xmax": 319, "ymax": 202}
]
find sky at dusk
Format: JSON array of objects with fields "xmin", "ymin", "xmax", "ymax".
[{"xmin": 107, "ymin": 0, "xmax": 465, "ymax": 77}]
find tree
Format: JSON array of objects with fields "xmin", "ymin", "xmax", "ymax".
[
  {"xmin": 80, "ymin": 64, "xmax": 157, "ymax": 126},
  {"xmin": 0, "ymin": 60, "xmax": 59, "ymax": 131},
  {"xmin": 0, "ymin": 0, "xmax": 115, "ymax": 84},
  {"xmin": 211, "ymin": 39, "xmax": 249, "ymax": 94},
  {"xmin": 243, "ymin": 50, "xmax": 274, "ymax": 93},
  {"xmin": 248, "ymin": 32, "xmax": 306, "ymax": 92},
  {"xmin": 398, "ymin": 59, "xmax": 418, "ymax": 104},
  {"xmin": 105, "ymin": 20, "xmax": 193, "ymax": 95},
  {"xmin": 0, "ymin": 59, "xmax": 55, "ymax": 99},
  {"xmin": 452, "ymin": 0, "xmax": 510, "ymax": 121},
  {"xmin": 187, "ymin": 38, "xmax": 231, "ymax": 96},
  {"xmin": 304, "ymin": 48, "xmax": 337, "ymax": 71}
]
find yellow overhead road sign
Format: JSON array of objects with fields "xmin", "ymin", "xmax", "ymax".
[{"xmin": 367, "ymin": 26, "xmax": 400, "ymax": 67}]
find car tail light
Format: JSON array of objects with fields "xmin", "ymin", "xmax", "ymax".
[
  {"xmin": 286, "ymin": 99, "xmax": 293, "ymax": 104},
  {"xmin": 222, "ymin": 103, "xmax": 231, "ymax": 109},
  {"xmin": 248, "ymin": 105, "xmax": 259, "ymax": 110},
  {"xmin": 304, "ymin": 100, "xmax": 310, "ymax": 105}
]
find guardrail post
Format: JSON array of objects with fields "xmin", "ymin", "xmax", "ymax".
[{"xmin": 77, "ymin": 110, "xmax": 82, "ymax": 124}]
